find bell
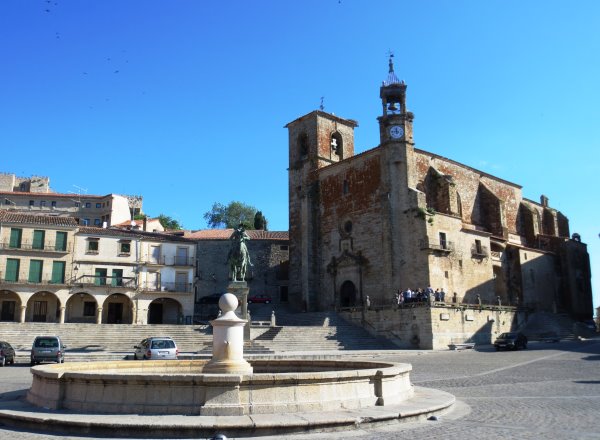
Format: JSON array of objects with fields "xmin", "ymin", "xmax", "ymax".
[{"xmin": 387, "ymin": 102, "xmax": 398, "ymax": 112}]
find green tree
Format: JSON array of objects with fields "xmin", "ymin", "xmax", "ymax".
[
  {"xmin": 253, "ymin": 210, "xmax": 268, "ymax": 230},
  {"xmin": 204, "ymin": 201, "xmax": 264, "ymax": 229},
  {"xmin": 157, "ymin": 214, "xmax": 183, "ymax": 230}
]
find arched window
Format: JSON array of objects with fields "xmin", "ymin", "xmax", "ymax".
[{"xmin": 331, "ymin": 132, "xmax": 343, "ymax": 158}]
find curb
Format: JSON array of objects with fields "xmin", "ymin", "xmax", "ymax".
[{"xmin": 0, "ymin": 386, "xmax": 454, "ymax": 438}]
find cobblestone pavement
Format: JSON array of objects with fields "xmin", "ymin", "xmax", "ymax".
[{"xmin": 1, "ymin": 339, "xmax": 598, "ymax": 439}]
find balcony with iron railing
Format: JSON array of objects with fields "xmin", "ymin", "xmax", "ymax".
[
  {"xmin": 419, "ymin": 239, "xmax": 454, "ymax": 253},
  {"xmin": 140, "ymin": 281, "xmax": 193, "ymax": 293},
  {"xmin": 0, "ymin": 272, "xmax": 68, "ymax": 287},
  {"xmin": 471, "ymin": 244, "xmax": 489, "ymax": 259},
  {"xmin": 0, "ymin": 241, "xmax": 71, "ymax": 253},
  {"xmin": 74, "ymin": 275, "xmax": 137, "ymax": 289},
  {"xmin": 140, "ymin": 256, "xmax": 195, "ymax": 267}
]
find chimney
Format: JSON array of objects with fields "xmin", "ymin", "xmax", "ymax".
[
  {"xmin": 540, "ymin": 195, "xmax": 549, "ymax": 207},
  {"xmin": 143, "ymin": 216, "xmax": 147, "ymax": 231}
]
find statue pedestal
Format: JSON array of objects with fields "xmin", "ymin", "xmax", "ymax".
[
  {"xmin": 203, "ymin": 293, "xmax": 253, "ymax": 375},
  {"xmin": 227, "ymin": 281, "xmax": 250, "ymax": 340}
]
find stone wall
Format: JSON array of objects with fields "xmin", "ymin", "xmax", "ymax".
[
  {"xmin": 196, "ymin": 239, "xmax": 289, "ymax": 304},
  {"xmin": 342, "ymin": 305, "xmax": 523, "ymax": 350}
]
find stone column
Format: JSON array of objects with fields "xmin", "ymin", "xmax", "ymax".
[
  {"xmin": 59, "ymin": 306, "xmax": 66, "ymax": 324},
  {"xmin": 96, "ymin": 307, "xmax": 103, "ymax": 324},
  {"xmin": 203, "ymin": 293, "xmax": 253, "ymax": 375},
  {"xmin": 19, "ymin": 306, "xmax": 26, "ymax": 323}
]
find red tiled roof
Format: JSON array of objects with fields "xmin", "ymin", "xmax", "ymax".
[
  {"xmin": 186, "ymin": 229, "xmax": 289, "ymax": 241},
  {"xmin": 0, "ymin": 211, "xmax": 78, "ymax": 227},
  {"xmin": 78, "ymin": 226, "xmax": 195, "ymax": 242},
  {"xmin": 0, "ymin": 191, "xmax": 121, "ymax": 199}
]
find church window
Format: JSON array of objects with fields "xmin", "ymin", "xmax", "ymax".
[
  {"xmin": 439, "ymin": 232, "xmax": 447, "ymax": 250},
  {"xmin": 298, "ymin": 133, "xmax": 309, "ymax": 157},
  {"xmin": 331, "ymin": 132, "xmax": 343, "ymax": 157},
  {"xmin": 343, "ymin": 179, "xmax": 349, "ymax": 195},
  {"xmin": 344, "ymin": 221, "xmax": 353, "ymax": 234}
]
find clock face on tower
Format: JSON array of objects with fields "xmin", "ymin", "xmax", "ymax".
[{"xmin": 389, "ymin": 125, "xmax": 404, "ymax": 139}]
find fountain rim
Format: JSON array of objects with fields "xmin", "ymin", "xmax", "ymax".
[{"xmin": 30, "ymin": 358, "xmax": 412, "ymax": 381}]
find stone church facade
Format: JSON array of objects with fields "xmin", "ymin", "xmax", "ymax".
[{"xmin": 287, "ymin": 58, "xmax": 592, "ymax": 325}]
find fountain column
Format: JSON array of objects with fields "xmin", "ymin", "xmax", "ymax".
[{"xmin": 203, "ymin": 293, "xmax": 253, "ymax": 375}]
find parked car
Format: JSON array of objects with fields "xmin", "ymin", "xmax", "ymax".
[
  {"xmin": 494, "ymin": 332, "xmax": 527, "ymax": 351},
  {"xmin": 30, "ymin": 336, "xmax": 66, "ymax": 365},
  {"xmin": 199, "ymin": 293, "xmax": 223, "ymax": 304},
  {"xmin": 133, "ymin": 337, "xmax": 178, "ymax": 360},
  {"xmin": 248, "ymin": 294, "xmax": 272, "ymax": 304},
  {"xmin": 0, "ymin": 341, "xmax": 16, "ymax": 366}
]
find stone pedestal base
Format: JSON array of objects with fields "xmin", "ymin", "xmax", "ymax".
[
  {"xmin": 202, "ymin": 359, "xmax": 253, "ymax": 375},
  {"xmin": 227, "ymin": 281, "xmax": 250, "ymax": 340}
]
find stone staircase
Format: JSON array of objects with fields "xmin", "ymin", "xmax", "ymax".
[
  {"xmin": 0, "ymin": 322, "xmax": 213, "ymax": 360},
  {"xmin": 519, "ymin": 312, "xmax": 578, "ymax": 341},
  {"xmin": 0, "ymin": 309, "xmax": 398, "ymax": 361}
]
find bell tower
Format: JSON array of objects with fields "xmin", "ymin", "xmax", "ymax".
[
  {"xmin": 377, "ymin": 55, "xmax": 415, "ymax": 146},
  {"xmin": 286, "ymin": 110, "xmax": 357, "ymax": 312}
]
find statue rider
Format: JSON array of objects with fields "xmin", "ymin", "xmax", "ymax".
[{"xmin": 227, "ymin": 224, "xmax": 252, "ymax": 281}]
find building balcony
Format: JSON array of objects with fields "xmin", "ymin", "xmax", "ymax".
[
  {"xmin": 471, "ymin": 245, "xmax": 489, "ymax": 259},
  {"xmin": 140, "ymin": 282, "xmax": 193, "ymax": 294},
  {"xmin": 419, "ymin": 240, "xmax": 454, "ymax": 253},
  {"xmin": 0, "ymin": 241, "xmax": 71, "ymax": 253},
  {"xmin": 140, "ymin": 257, "xmax": 195, "ymax": 267},
  {"xmin": 0, "ymin": 275, "xmax": 68, "ymax": 287},
  {"xmin": 74, "ymin": 275, "xmax": 137, "ymax": 289}
]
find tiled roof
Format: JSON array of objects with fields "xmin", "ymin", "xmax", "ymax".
[
  {"xmin": 0, "ymin": 211, "xmax": 78, "ymax": 227},
  {"xmin": 78, "ymin": 226, "xmax": 195, "ymax": 243},
  {"xmin": 186, "ymin": 229, "xmax": 289, "ymax": 241},
  {"xmin": 0, "ymin": 191, "xmax": 118, "ymax": 199}
]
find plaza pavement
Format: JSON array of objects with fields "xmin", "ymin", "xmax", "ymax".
[{"xmin": 0, "ymin": 338, "xmax": 598, "ymax": 439}]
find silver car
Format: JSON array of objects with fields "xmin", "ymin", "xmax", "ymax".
[
  {"xmin": 31, "ymin": 336, "xmax": 66, "ymax": 365},
  {"xmin": 133, "ymin": 337, "xmax": 178, "ymax": 360}
]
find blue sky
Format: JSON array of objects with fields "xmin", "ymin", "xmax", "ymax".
[{"xmin": 1, "ymin": 1, "xmax": 598, "ymax": 309}]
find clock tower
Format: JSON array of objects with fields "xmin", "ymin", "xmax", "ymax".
[{"xmin": 377, "ymin": 55, "xmax": 414, "ymax": 146}]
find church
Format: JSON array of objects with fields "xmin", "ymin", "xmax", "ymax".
[{"xmin": 286, "ymin": 57, "xmax": 592, "ymax": 347}]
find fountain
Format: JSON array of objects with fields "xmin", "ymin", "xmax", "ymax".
[{"xmin": 12, "ymin": 294, "xmax": 455, "ymax": 437}]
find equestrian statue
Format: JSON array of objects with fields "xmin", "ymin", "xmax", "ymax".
[{"xmin": 227, "ymin": 224, "xmax": 252, "ymax": 281}]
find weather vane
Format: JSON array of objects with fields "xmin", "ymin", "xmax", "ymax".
[{"xmin": 320, "ymin": 96, "xmax": 325, "ymax": 111}]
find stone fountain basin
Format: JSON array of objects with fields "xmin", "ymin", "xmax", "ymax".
[{"xmin": 27, "ymin": 359, "xmax": 414, "ymax": 416}]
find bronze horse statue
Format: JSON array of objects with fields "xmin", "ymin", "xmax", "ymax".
[{"xmin": 227, "ymin": 225, "xmax": 252, "ymax": 281}]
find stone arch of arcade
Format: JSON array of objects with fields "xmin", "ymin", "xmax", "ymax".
[
  {"xmin": 0, "ymin": 290, "xmax": 22, "ymax": 322},
  {"xmin": 65, "ymin": 292, "xmax": 99, "ymax": 324},
  {"xmin": 26, "ymin": 291, "xmax": 61, "ymax": 323},
  {"xmin": 101, "ymin": 293, "xmax": 133, "ymax": 324},
  {"xmin": 148, "ymin": 297, "xmax": 183, "ymax": 324}
]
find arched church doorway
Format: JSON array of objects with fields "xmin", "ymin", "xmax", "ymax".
[{"xmin": 340, "ymin": 280, "xmax": 357, "ymax": 307}]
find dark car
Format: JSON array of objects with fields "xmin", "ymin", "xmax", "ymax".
[
  {"xmin": 199, "ymin": 293, "xmax": 223, "ymax": 304},
  {"xmin": 494, "ymin": 332, "xmax": 527, "ymax": 351},
  {"xmin": 0, "ymin": 341, "xmax": 16, "ymax": 366},
  {"xmin": 248, "ymin": 294, "xmax": 272, "ymax": 304}
]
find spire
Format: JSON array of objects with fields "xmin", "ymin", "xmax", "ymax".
[{"xmin": 383, "ymin": 53, "xmax": 400, "ymax": 86}]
